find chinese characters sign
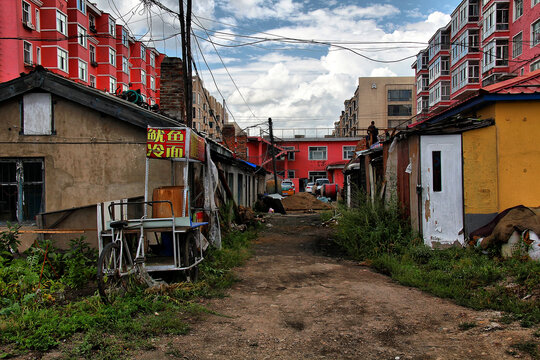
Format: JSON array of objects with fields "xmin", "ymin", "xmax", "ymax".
[{"xmin": 147, "ymin": 127, "xmax": 205, "ymax": 161}]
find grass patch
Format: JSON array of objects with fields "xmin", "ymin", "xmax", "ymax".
[
  {"xmin": 332, "ymin": 189, "xmax": 540, "ymax": 326},
  {"xmin": 509, "ymin": 341, "xmax": 539, "ymax": 359},
  {"xmin": 0, "ymin": 224, "xmax": 256, "ymax": 358},
  {"xmin": 458, "ymin": 322, "xmax": 477, "ymax": 331}
]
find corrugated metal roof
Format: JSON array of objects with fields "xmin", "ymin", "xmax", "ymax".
[{"xmin": 482, "ymin": 69, "xmax": 540, "ymax": 94}]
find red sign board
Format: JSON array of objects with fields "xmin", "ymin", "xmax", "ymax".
[{"xmin": 146, "ymin": 127, "xmax": 205, "ymax": 161}]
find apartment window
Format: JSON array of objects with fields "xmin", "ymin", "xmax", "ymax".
[
  {"xmin": 192, "ymin": 107, "xmax": 196, "ymax": 119},
  {"xmin": 22, "ymin": 93, "xmax": 52, "ymax": 135},
  {"xmin": 56, "ymin": 11, "xmax": 67, "ymax": 35},
  {"xmin": 35, "ymin": 9, "xmax": 40, "ymax": 31},
  {"xmin": 387, "ymin": 89, "xmax": 412, "ymax": 101},
  {"xmin": 388, "ymin": 104, "xmax": 412, "ymax": 117},
  {"xmin": 23, "ymin": 41, "xmax": 32, "ymax": 64},
  {"xmin": 533, "ymin": 20, "xmax": 540, "ymax": 47},
  {"xmin": 483, "ymin": 40, "xmax": 495, "ymax": 72},
  {"xmin": 89, "ymin": 14, "xmax": 95, "ymax": 31},
  {"xmin": 122, "ymin": 84, "xmax": 129, "ymax": 92},
  {"xmin": 89, "ymin": 45, "xmax": 96, "ymax": 64},
  {"xmin": 514, "ymin": 0, "xmax": 523, "ymax": 21},
  {"xmin": 141, "ymin": 69, "xmax": 146, "ymax": 85},
  {"xmin": 89, "ymin": 75, "xmax": 96, "ymax": 88},
  {"xmin": 0, "ymin": 159, "xmax": 44, "ymax": 222},
  {"xmin": 120, "ymin": 57, "xmax": 128, "ymax": 74},
  {"xmin": 140, "ymin": 45, "xmax": 145, "ymax": 60},
  {"xmin": 22, "ymin": 1, "xmax": 30, "ymax": 24},
  {"xmin": 122, "ymin": 29, "xmax": 128, "ymax": 47},
  {"xmin": 78, "ymin": 60, "xmax": 87, "ymax": 81},
  {"xmin": 531, "ymin": 59, "xmax": 540, "ymax": 71},
  {"xmin": 308, "ymin": 146, "xmax": 327, "ymax": 160},
  {"xmin": 77, "ymin": 25, "xmax": 87, "ymax": 47},
  {"xmin": 57, "ymin": 48, "xmax": 68, "ymax": 72},
  {"xmin": 513, "ymin": 32, "xmax": 523, "ymax": 58},
  {"xmin": 496, "ymin": 39, "xmax": 508, "ymax": 66},
  {"xmin": 343, "ymin": 146, "xmax": 355, "ymax": 160},
  {"xmin": 149, "ymin": 52, "xmax": 155, "ymax": 67},
  {"xmin": 36, "ymin": 47, "xmax": 40, "ymax": 65},
  {"xmin": 109, "ymin": 18, "xmax": 115, "ymax": 37},
  {"xmin": 150, "ymin": 76, "xmax": 155, "ymax": 90},
  {"xmin": 109, "ymin": 48, "xmax": 116, "ymax": 66},
  {"xmin": 109, "ymin": 77, "xmax": 116, "ymax": 93}
]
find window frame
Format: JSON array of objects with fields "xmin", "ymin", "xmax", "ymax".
[
  {"xmin": 308, "ymin": 146, "xmax": 327, "ymax": 161},
  {"xmin": 122, "ymin": 28, "xmax": 129, "ymax": 47},
  {"xmin": 22, "ymin": 1, "xmax": 31, "ymax": 24},
  {"xmin": 512, "ymin": 32, "xmax": 523, "ymax": 58},
  {"xmin": 89, "ymin": 74, "xmax": 96, "ymax": 88},
  {"xmin": 23, "ymin": 41, "xmax": 32, "ymax": 64},
  {"xmin": 141, "ymin": 69, "xmax": 146, "ymax": 85},
  {"xmin": 77, "ymin": 25, "xmax": 87, "ymax": 47},
  {"xmin": 109, "ymin": 47, "xmax": 116, "ymax": 66},
  {"xmin": 109, "ymin": 77, "xmax": 117, "ymax": 93},
  {"xmin": 108, "ymin": 18, "xmax": 115, "ymax": 37},
  {"xmin": 532, "ymin": 19, "xmax": 540, "ymax": 48},
  {"xmin": 149, "ymin": 52, "xmax": 155, "ymax": 67},
  {"xmin": 342, "ymin": 145, "xmax": 356, "ymax": 160},
  {"xmin": 56, "ymin": 10, "xmax": 67, "ymax": 35},
  {"xmin": 513, "ymin": 0, "xmax": 523, "ymax": 21},
  {"xmin": 122, "ymin": 56, "xmax": 129, "ymax": 74},
  {"xmin": 78, "ymin": 60, "xmax": 87, "ymax": 81},
  {"xmin": 57, "ymin": 47, "xmax": 68, "ymax": 72},
  {"xmin": 77, "ymin": 0, "xmax": 86, "ymax": 14},
  {"xmin": 140, "ymin": 45, "xmax": 145, "ymax": 60},
  {"xmin": 89, "ymin": 44, "xmax": 96, "ymax": 64}
]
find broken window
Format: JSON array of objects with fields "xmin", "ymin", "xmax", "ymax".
[{"xmin": 0, "ymin": 159, "xmax": 44, "ymax": 222}]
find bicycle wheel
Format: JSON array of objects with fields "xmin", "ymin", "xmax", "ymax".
[
  {"xmin": 97, "ymin": 242, "xmax": 126, "ymax": 304},
  {"xmin": 182, "ymin": 232, "xmax": 199, "ymax": 282}
]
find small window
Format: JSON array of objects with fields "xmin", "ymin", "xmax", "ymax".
[
  {"xmin": 56, "ymin": 11, "xmax": 67, "ymax": 35},
  {"xmin": 512, "ymin": 32, "xmax": 523, "ymax": 58},
  {"xmin": 109, "ymin": 18, "xmax": 115, "ymax": 37},
  {"xmin": 388, "ymin": 104, "xmax": 412, "ymax": 117},
  {"xmin": 23, "ymin": 93, "xmax": 53, "ymax": 135},
  {"xmin": 432, "ymin": 151, "xmax": 442, "ymax": 192},
  {"xmin": 109, "ymin": 77, "xmax": 116, "ymax": 93},
  {"xmin": 141, "ymin": 69, "xmax": 146, "ymax": 85},
  {"xmin": 531, "ymin": 59, "xmax": 540, "ymax": 71},
  {"xmin": 109, "ymin": 48, "xmax": 116, "ymax": 66},
  {"xmin": 514, "ymin": 0, "xmax": 523, "ymax": 21},
  {"xmin": 387, "ymin": 89, "xmax": 412, "ymax": 101},
  {"xmin": 36, "ymin": 47, "xmax": 41, "ymax": 65},
  {"xmin": 22, "ymin": 1, "xmax": 30, "ymax": 24},
  {"xmin": 343, "ymin": 145, "xmax": 355, "ymax": 160},
  {"xmin": 89, "ymin": 14, "xmax": 95, "ymax": 30},
  {"xmin": 77, "ymin": 25, "xmax": 87, "ymax": 47},
  {"xmin": 23, "ymin": 41, "xmax": 32, "ymax": 64},
  {"xmin": 77, "ymin": 0, "xmax": 86, "ymax": 14},
  {"xmin": 287, "ymin": 170, "xmax": 295, "ymax": 179},
  {"xmin": 140, "ymin": 45, "xmax": 145, "ymax": 60},
  {"xmin": 308, "ymin": 146, "xmax": 327, "ymax": 160},
  {"xmin": 122, "ymin": 56, "xmax": 129, "ymax": 74},
  {"xmin": 150, "ymin": 76, "xmax": 155, "ymax": 90},
  {"xmin": 57, "ymin": 48, "xmax": 68, "ymax": 72},
  {"xmin": 149, "ymin": 52, "xmax": 155, "ymax": 67},
  {"xmin": 0, "ymin": 159, "xmax": 44, "ymax": 223},
  {"xmin": 89, "ymin": 45, "xmax": 96, "ymax": 64},
  {"xmin": 78, "ymin": 60, "xmax": 87, "ymax": 81},
  {"xmin": 89, "ymin": 75, "xmax": 96, "ymax": 88},
  {"xmin": 532, "ymin": 20, "xmax": 540, "ymax": 47},
  {"xmin": 35, "ymin": 9, "xmax": 40, "ymax": 31},
  {"xmin": 122, "ymin": 29, "xmax": 128, "ymax": 47}
]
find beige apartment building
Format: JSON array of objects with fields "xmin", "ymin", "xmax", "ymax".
[
  {"xmin": 192, "ymin": 76, "xmax": 228, "ymax": 141},
  {"xmin": 335, "ymin": 77, "xmax": 416, "ymax": 137}
]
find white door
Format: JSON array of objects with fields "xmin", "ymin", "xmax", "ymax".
[{"xmin": 420, "ymin": 135, "xmax": 464, "ymax": 246}]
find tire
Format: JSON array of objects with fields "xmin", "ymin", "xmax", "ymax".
[
  {"xmin": 182, "ymin": 232, "xmax": 199, "ymax": 282},
  {"xmin": 97, "ymin": 242, "xmax": 126, "ymax": 304}
]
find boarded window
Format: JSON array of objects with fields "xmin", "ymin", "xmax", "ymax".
[{"xmin": 23, "ymin": 93, "xmax": 52, "ymax": 135}]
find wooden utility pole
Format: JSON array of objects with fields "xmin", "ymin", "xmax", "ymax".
[
  {"xmin": 268, "ymin": 117, "xmax": 279, "ymax": 194},
  {"xmin": 179, "ymin": 0, "xmax": 193, "ymax": 128}
]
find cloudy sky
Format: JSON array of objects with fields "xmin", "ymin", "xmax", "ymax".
[{"xmin": 95, "ymin": 0, "xmax": 460, "ymax": 133}]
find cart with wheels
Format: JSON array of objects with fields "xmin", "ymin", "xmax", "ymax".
[{"xmin": 97, "ymin": 126, "xmax": 209, "ymax": 304}]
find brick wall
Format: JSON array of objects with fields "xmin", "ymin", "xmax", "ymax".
[
  {"xmin": 222, "ymin": 124, "xmax": 247, "ymax": 160},
  {"xmin": 159, "ymin": 57, "xmax": 185, "ymax": 122}
]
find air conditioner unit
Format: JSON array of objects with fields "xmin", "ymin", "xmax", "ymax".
[
  {"xmin": 24, "ymin": 21, "xmax": 35, "ymax": 30},
  {"xmin": 90, "ymin": 61, "xmax": 98, "ymax": 67}
]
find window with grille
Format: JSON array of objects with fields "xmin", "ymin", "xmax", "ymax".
[{"xmin": 0, "ymin": 159, "xmax": 44, "ymax": 223}]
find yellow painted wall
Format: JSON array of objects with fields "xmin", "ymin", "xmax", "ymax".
[
  {"xmin": 495, "ymin": 101, "xmax": 540, "ymax": 210},
  {"xmin": 462, "ymin": 125, "xmax": 498, "ymax": 214}
]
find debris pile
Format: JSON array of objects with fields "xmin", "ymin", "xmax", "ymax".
[{"xmin": 281, "ymin": 192, "xmax": 333, "ymax": 211}]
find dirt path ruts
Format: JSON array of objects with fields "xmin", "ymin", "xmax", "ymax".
[{"xmin": 139, "ymin": 213, "xmax": 538, "ymax": 360}]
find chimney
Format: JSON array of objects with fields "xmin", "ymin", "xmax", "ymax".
[{"xmin": 159, "ymin": 57, "xmax": 185, "ymax": 122}]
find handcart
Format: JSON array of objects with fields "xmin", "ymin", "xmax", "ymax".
[{"xmin": 97, "ymin": 126, "xmax": 209, "ymax": 304}]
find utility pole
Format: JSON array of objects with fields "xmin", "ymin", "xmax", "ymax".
[
  {"xmin": 179, "ymin": 0, "xmax": 192, "ymax": 128},
  {"xmin": 268, "ymin": 117, "xmax": 279, "ymax": 194}
]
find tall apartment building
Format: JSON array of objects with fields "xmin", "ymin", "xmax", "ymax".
[
  {"xmin": 0, "ymin": 0, "xmax": 165, "ymax": 104},
  {"xmin": 334, "ymin": 77, "xmax": 416, "ymax": 137},
  {"xmin": 192, "ymin": 76, "xmax": 227, "ymax": 141},
  {"xmin": 413, "ymin": 0, "xmax": 540, "ymax": 120}
]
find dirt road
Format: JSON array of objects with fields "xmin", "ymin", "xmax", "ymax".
[{"xmin": 142, "ymin": 213, "xmax": 537, "ymax": 360}]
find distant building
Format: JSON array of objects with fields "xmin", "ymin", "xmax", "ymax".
[
  {"xmin": 192, "ymin": 76, "xmax": 228, "ymax": 141},
  {"xmin": 334, "ymin": 77, "xmax": 416, "ymax": 138},
  {"xmin": 0, "ymin": 0, "xmax": 164, "ymax": 104},
  {"xmin": 412, "ymin": 0, "xmax": 540, "ymax": 121}
]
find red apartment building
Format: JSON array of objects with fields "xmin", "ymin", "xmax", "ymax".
[
  {"xmin": 412, "ymin": 0, "xmax": 540, "ymax": 121},
  {"xmin": 0, "ymin": 0, "xmax": 165, "ymax": 105},
  {"xmin": 245, "ymin": 135, "xmax": 362, "ymax": 191}
]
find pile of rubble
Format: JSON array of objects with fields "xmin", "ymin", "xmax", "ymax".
[{"xmin": 281, "ymin": 192, "xmax": 333, "ymax": 211}]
